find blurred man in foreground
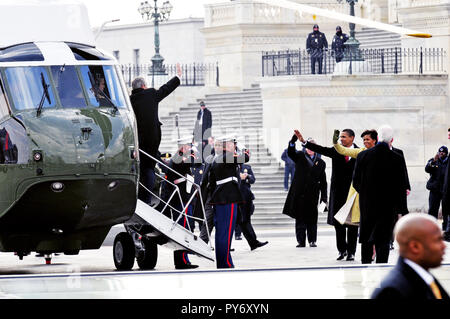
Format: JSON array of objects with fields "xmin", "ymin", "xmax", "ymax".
[{"xmin": 372, "ymin": 213, "xmax": 448, "ymax": 299}]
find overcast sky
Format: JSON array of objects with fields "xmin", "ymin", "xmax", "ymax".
[{"xmin": 79, "ymin": 0, "xmax": 226, "ymax": 27}]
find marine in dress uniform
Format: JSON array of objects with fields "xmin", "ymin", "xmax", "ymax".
[
  {"xmin": 306, "ymin": 24, "xmax": 329, "ymax": 74},
  {"xmin": 202, "ymin": 135, "xmax": 250, "ymax": 268}
]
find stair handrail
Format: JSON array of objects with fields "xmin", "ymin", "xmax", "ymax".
[{"xmin": 138, "ymin": 149, "xmax": 212, "ymax": 246}]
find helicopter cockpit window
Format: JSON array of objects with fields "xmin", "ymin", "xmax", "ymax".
[
  {"xmin": 4, "ymin": 67, "xmax": 56, "ymax": 111},
  {"xmin": 50, "ymin": 66, "xmax": 87, "ymax": 108},
  {"xmin": 79, "ymin": 65, "xmax": 126, "ymax": 109}
]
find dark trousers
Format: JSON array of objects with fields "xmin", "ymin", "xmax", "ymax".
[
  {"xmin": 428, "ymin": 191, "xmax": 443, "ymax": 220},
  {"xmin": 200, "ymin": 201, "xmax": 215, "ymax": 244},
  {"xmin": 311, "ymin": 57, "xmax": 323, "ymax": 74},
  {"xmin": 284, "ymin": 165, "xmax": 295, "ymax": 190},
  {"xmin": 237, "ymin": 202, "xmax": 259, "ymax": 248},
  {"xmin": 361, "ymin": 241, "xmax": 390, "ymax": 264},
  {"xmin": 138, "ymin": 165, "xmax": 155, "ymax": 204},
  {"xmin": 296, "ymin": 219, "xmax": 317, "ymax": 245},
  {"xmin": 334, "ymin": 223, "xmax": 358, "ymax": 255},
  {"xmin": 173, "ymin": 205, "xmax": 193, "ymax": 267},
  {"xmin": 214, "ymin": 203, "xmax": 238, "ymax": 269},
  {"xmin": 428, "ymin": 191, "xmax": 448, "ymax": 230}
]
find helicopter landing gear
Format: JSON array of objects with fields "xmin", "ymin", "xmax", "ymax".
[
  {"xmin": 136, "ymin": 237, "xmax": 158, "ymax": 270},
  {"xmin": 113, "ymin": 232, "xmax": 135, "ymax": 271},
  {"xmin": 113, "ymin": 227, "xmax": 159, "ymax": 271}
]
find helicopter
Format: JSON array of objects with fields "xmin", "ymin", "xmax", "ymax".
[{"xmin": 0, "ymin": 0, "xmax": 213, "ymax": 268}]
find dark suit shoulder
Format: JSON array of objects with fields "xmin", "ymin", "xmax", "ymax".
[{"xmin": 372, "ymin": 258, "xmax": 436, "ymax": 299}]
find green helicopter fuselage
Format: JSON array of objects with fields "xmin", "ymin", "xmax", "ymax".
[{"xmin": 0, "ymin": 42, "xmax": 140, "ymax": 255}]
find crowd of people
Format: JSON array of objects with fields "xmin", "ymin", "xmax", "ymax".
[
  {"xmin": 128, "ymin": 60, "xmax": 449, "ymax": 298},
  {"xmin": 130, "ymin": 69, "xmax": 267, "ymax": 270}
]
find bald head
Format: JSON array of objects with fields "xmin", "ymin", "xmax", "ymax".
[{"xmin": 395, "ymin": 213, "xmax": 446, "ymax": 270}]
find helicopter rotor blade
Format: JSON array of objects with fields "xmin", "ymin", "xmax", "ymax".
[{"xmin": 255, "ymin": 0, "xmax": 432, "ymax": 38}]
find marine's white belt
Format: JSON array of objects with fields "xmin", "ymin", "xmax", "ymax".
[
  {"xmin": 216, "ymin": 176, "xmax": 238, "ymax": 185},
  {"xmin": 174, "ymin": 177, "xmax": 186, "ymax": 185}
]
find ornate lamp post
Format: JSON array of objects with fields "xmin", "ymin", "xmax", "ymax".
[
  {"xmin": 336, "ymin": 0, "xmax": 363, "ymax": 61},
  {"xmin": 138, "ymin": 0, "xmax": 173, "ymax": 80}
]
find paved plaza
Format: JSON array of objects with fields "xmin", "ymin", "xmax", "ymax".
[{"xmin": 0, "ymin": 221, "xmax": 448, "ymax": 300}]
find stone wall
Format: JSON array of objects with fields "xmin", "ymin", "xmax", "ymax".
[{"xmin": 258, "ymin": 73, "xmax": 449, "ymax": 212}]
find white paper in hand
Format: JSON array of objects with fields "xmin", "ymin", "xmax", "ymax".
[
  {"xmin": 318, "ymin": 201, "xmax": 327, "ymax": 214},
  {"xmin": 334, "ymin": 193, "xmax": 357, "ymax": 225}
]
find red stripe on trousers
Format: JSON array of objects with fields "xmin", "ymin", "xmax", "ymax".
[
  {"xmin": 183, "ymin": 207, "xmax": 188, "ymax": 264},
  {"xmin": 226, "ymin": 203, "xmax": 234, "ymax": 268},
  {"xmin": 5, "ymin": 132, "xmax": 9, "ymax": 150}
]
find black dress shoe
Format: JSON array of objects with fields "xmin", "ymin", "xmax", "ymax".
[
  {"xmin": 296, "ymin": 243, "xmax": 306, "ymax": 248},
  {"xmin": 175, "ymin": 264, "xmax": 199, "ymax": 270},
  {"xmin": 251, "ymin": 241, "xmax": 268, "ymax": 251},
  {"xmin": 346, "ymin": 253, "xmax": 355, "ymax": 261},
  {"xmin": 337, "ymin": 252, "xmax": 347, "ymax": 260},
  {"xmin": 309, "ymin": 242, "xmax": 317, "ymax": 247}
]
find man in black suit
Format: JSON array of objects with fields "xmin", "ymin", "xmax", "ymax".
[
  {"xmin": 297, "ymin": 129, "xmax": 358, "ymax": 260},
  {"xmin": 130, "ymin": 64, "xmax": 182, "ymax": 204},
  {"xmin": 353, "ymin": 125, "xmax": 407, "ymax": 264},
  {"xmin": 372, "ymin": 213, "xmax": 449, "ymax": 299},
  {"xmin": 193, "ymin": 101, "xmax": 212, "ymax": 159}
]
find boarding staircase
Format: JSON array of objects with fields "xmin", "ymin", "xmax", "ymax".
[{"xmin": 158, "ymin": 85, "xmax": 328, "ymax": 229}]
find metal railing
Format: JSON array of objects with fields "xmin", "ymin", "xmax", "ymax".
[
  {"xmin": 138, "ymin": 149, "xmax": 212, "ymax": 246},
  {"xmin": 262, "ymin": 47, "xmax": 447, "ymax": 76},
  {"xmin": 121, "ymin": 62, "xmax": 220, "ymax": 88}
]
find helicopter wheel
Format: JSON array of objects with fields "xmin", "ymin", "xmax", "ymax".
[
  {"xmin": 113, "ymin": 232, "xmax": 135, "ymax": 271},
  {"xmin": 136, "ymin": 237, "xmax": 158, "ymax": 270}
]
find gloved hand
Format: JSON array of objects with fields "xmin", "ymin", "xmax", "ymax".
[
  {"xmin": 333, "ymin": 129, "xmax": 340, "ymax": 144},
  {"xmin": 290, "ymin": 134, "xmax": 298, "ymax": 144}
]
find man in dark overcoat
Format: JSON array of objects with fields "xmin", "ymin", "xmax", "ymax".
[
  {"xmin": 130, "ymin": 65, "xmax": 182, "ymax": 204},
  {"xmin": 282, "ymin": 133, "xmax": 327, "ymax": 247},
  {"xmin": 193, "ymin": 101, "xmax": 213, "ymax": 157},
  {"xmin": 353, "ymin": 125, "xmax": 407, "ymax": 264},
  {"xmin": 297, "ymin": 129, "xmax": 358, "ymax": 260}
]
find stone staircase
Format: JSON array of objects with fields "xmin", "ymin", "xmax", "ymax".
[
  {"xmin": 356, "ymin": 26, "xmax": 402, "ymax": 50},
  {"xmin": 158, "ymin": 85, "xmax": 328, "ymax": 229}
]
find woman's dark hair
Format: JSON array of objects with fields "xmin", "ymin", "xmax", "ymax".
[{"xmin": 361, "ymin": 129, "xmax": 378, "ymax": 141}]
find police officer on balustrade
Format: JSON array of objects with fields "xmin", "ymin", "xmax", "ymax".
[
  {"xmin": 306, "ymin": 24, "xmax": 328, "ymax": 74},
  {"xmin": 331, "ymin": 26, "xmax": 349, "ymax": 63}
]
